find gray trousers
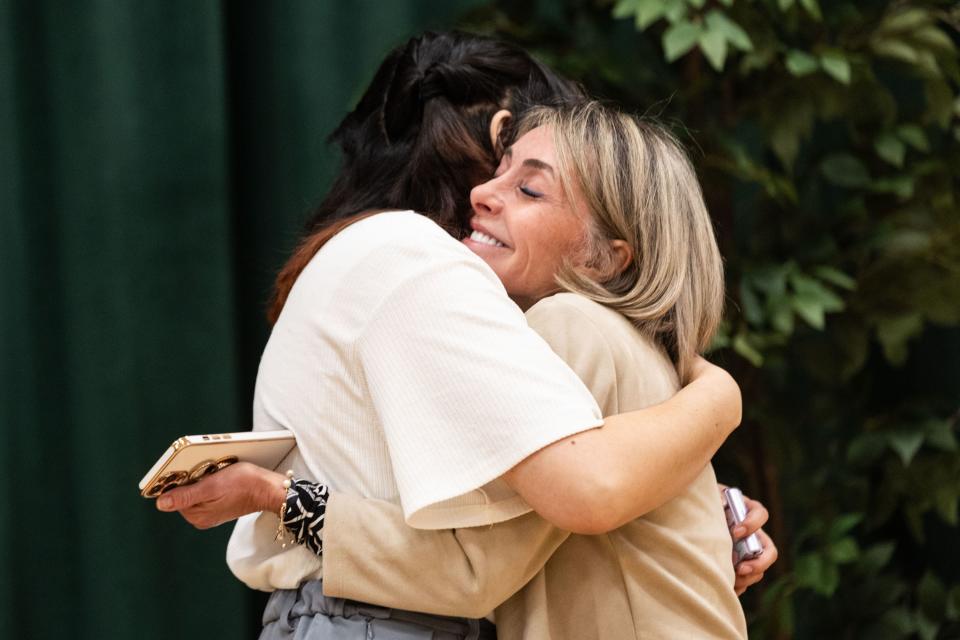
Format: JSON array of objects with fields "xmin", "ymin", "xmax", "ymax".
[{"xmin": 260, "ymin": 580, "xmax": 497, "ymax": 640}]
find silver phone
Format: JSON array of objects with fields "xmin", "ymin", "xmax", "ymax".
[{"xmin": 722, "ymin": 487, "xmax": 764, "ymax": 563}]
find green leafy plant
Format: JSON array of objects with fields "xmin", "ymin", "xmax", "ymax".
[{"xmin": 461, "ymin": 1, "xmax": 960, "ymax": 637}]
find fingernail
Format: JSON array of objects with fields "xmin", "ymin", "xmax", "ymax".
[
  {"xmin": 738, "ymin": 564, "xmax": 753, "ymax": 575},
  {"xmin": 733, "ymin": 526, "xmax": 747, "ymax": 538},
  {"xmin": 157, "ymin": 497, "xmax": 172, "ymax": 510}
]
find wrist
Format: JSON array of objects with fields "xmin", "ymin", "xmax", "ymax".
[{"xmin": 258, "ymin": 468, "xmax": 289, "ymax": 513}]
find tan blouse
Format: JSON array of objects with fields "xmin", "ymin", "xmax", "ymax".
[{"xmin": 322, "ymin": 293, "xmax": 748, "ymax": 639}]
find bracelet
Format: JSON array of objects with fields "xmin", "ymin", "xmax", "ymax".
[
  {"xmin": 274, "ymin": 470, "xmax": 295, "ymax": 548},
  {"xmin": 282, "ymin": 479, "xmax": 330, "ymax": 555}
]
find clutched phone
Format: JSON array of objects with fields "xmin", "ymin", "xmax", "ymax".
[
  {"xmin": 139, "ymin": 430, "xmax": 297, "ymax": 498},
  {"xmin": 722, "ymin": 487, "xmax": 764, "ymax": 563}
]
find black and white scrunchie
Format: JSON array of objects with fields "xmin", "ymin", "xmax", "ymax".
[{"xmin": 282, "ymin": 479, "xmax": 330, "ymax": 555}]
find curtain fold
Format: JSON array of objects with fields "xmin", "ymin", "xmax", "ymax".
[{"xmin": 1, "ymin": 1, "xmax": 480, "ymax": 638}]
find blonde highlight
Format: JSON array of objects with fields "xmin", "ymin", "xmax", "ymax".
[{"xmin": 515, "ymin": 102, "xmax": 724, "ymax": 383}]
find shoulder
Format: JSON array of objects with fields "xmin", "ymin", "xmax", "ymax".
[
  {"xmin": 526, "ymin": 293, "xmax": 629, "ymax": 341},
  {"xmin": 307, "ymin": 210, "xmax": 494, "ymax": 290},
  {"xmin": 333, "ymin": 211, "xmax": 461, "ymax": 257},
  {"xmin": 526, "ymin": 293, "xmax": 671, "ymax": 373}
]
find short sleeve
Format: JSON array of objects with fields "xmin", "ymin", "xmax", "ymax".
[{"xmin": 356, "ymin": 234, "xmax": 603, "ymax": 528}]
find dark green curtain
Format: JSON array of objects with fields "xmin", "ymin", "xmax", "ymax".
[{"xmin": 0, "ymin": 2, "xmax": 481, "ymax": 638}]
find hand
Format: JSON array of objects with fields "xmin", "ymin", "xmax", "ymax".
[
  {"xmin": 726, "ymin": 491, "xmax": 779, "ymax": 595},
  {"xmin": 155, "ymin": 462, "xmax": 287, "ymax": 530}
]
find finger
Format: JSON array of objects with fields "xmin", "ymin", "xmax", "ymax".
[
  {"xmin": 735, "ymin": 531, "xmax": 778, "ymax": 575},
  {"xmin": 734, "ymin": 500, "xmax": 769, "ymax": 539},
  {"xmin": 157, "ymin": 479, "xmax": 210, "ymax": 512},
  {"xmin": 179, "ymin": 507, "xmax": 219, "ymax": 530},
  {"xmin": 735, "ymin": 571, "xmax": 764, "ymax": 594}
]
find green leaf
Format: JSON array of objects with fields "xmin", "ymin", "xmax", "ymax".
[
  {"xmin": 924, "ymin": 419, "xmax": 958, "ymax": 452},
  {"xmin": 778, "ymin": 0, "xmax": 795, "ymax": 10},
  {"xmin": 876, "ymin": 313, "xmax": 924, "ymax": 365},
  {"xmin": 662, "ymin": 21, "xmax": 703, "ymax": 62},
  {"xmin": 612, "ymin": 0, "xmax": 639, "ymax": 19},
  {"xmin": 879, "ymin": 8, "xmax": 933, "ymax": 34},
  {"xmin": 917, "ymin": 614, "xmax": 939, "ymax": 640},
  {"xmin": 859, "ymin": 541, "xmax": 896, "ymax": 574},
  {"xmin": 769, "ymin": 294, "xmax": 795, "ymax": 335},
  {"xmin": 830, "ymin": 513, "xmax": 864, "ymax": 537},
  {"xmin": 699, "ymin": 28, "xmax": 728, "ymax": 71},
  {"xmin": 897, "ymin": 124, "xmax": 930, "ymax": 151},
  {"xmin": 828, "ymin": 537, "xmax": 860, "ymax": 564},
  {"xmin": 663, "ymin": 0, "xmax": 688, "ymax": 23},
  {"xmin": 878, "ymin": 607, "xmax": 917, "ymax": 635},
  {"xmin": 871, "ymin": 38, "xmax": 920, "ymax": 64},
  {"xmin": 790, "ymin": 273, "xmax": 844, "ymax": 311},
  {"xmin": 949, "ymin": 585, "xmax": 960, "ymax": 620},
  {"xmin": 635, "ymin": 0, "xmax": 670, "ymax": 29},
  {"xmin": 687, "ymin": 0, "xmax": 706, "ymax": 8},
  {"xmin": 888, "ymin": 429, "xmax": 924, "ymax": 466},
  {"xmin": 785, "ymin": 49, "xmax": 819, "ymax": 76},
  {"xmin": 819, "ymin": 51, "xmax": 851, "ymax": 84},
  {"xmin": 799, "ymin": 0, "xmax": 822, "ymax": 21},
  {"xmin": 914, "ymin": 26, "xmax": 956, "ymax": 53},
  {"xmin": 821, "ymin": 154, "xmax": 870, "ymax": 188},
  {"xmin": 871, "ymin": 176, "xmax": 915, "ymax": 200},
  {"xmin": 918, "ymin": 572, "xmax": 947, "ymax": 621},
  {"xmin": 795, "ymin": 553, "xmax": 840, "ymax": 596},
  {"xmin": 739, "ymin": 281, "xmax": 765, "ymax": 325},
  {"xmin": 847, "ymin": 432, "xmax": 887, "ymax": 466},
  {"xmin": 733, "ymin": 332, "xmax": 764, "ymax": 366},
  {"xmin": 752, "ymin": 264, "xmax": 789, "ymax": 296},
  {"xmin": 874, "ymin": 132, "xmax": 906, "ymax": 167},
  {"xmin": 934, "ymin": 488, "xmax": 958, "ymax": 525},
  {"xmin": 791, "ymin": 293, "xmax": 825, "ymax": 329},
  {"xmin": 705, "ymin": 10, "xmax": 753, "ymax": 51},
  {"xmin": 814, "ymin": 266, "xmax": 856, "ymax": 290}
]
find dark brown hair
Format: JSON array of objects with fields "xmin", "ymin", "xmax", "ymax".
[{"xmin": 268, "ymin": 31, "xmax": 584, "ymax": 323}]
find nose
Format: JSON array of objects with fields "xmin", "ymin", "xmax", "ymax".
[{"xmin": 469, "ymin": 175, "xmax": 503, "ymax": 218}]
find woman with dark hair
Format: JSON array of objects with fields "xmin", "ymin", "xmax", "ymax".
[{"xmin": 158, "ymin": 31, "xmax": 774, "ymax": 639}]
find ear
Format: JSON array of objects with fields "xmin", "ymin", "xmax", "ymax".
[
  {"xmin": 607, "ymin": 240, "xmax": 634, "ymax": 277},
  {"xmin": 489, "ymin": 109, "xmax": 512, "ymax": 149},
  {"xmin": 582, "ymin": 239, "xmax": 634, "ymax": 282}
]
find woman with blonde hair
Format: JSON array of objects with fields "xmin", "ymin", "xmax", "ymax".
[{"xmin": 310, "ymin": 100, "xmax": 750, "ymax": 639}]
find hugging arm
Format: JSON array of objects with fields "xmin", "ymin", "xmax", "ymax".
[
  {"xmin": 321, "ymin": 494, "xmax": 568, "ymax": 618},
  {"xmin": 502, "ymin": 298, "xmax": 741, "ymax": 534}
]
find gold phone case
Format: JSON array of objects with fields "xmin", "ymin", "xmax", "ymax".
[{"xmin": 139, "ymin": 430, "xmax": 297, "ymax": 498}]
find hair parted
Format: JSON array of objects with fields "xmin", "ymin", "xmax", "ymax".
[
  {"xmin": 268, "ymin": 31, "xmax": 584, "ymax": 323},
  {"xmin": 515, "ymin": 101, "xmax": 725, "ymax": 383}
]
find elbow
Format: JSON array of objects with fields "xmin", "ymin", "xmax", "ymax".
[{"xmin": 541, "ymin": 472, "xmax": 634, "ymax": 535}]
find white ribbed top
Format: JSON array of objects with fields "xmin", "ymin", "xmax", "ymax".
[{"xmin": 227, "ymin": 211, "xmax": 602, "ymax": 591}]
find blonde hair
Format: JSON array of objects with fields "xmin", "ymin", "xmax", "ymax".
[{"xmin": 515, "ymin": 101, "xmax": 724, "ymax": 383}]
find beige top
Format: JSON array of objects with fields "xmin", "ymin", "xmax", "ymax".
[{"xmin": 323, "ymin": 293, "xmax": 747, "ymax": 639}]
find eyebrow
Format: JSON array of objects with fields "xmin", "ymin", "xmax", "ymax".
[{"xmin": 503, "ymin": 148, "xmax": 555, "ymax": 176}]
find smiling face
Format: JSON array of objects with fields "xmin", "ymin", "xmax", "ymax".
[{"xmin": 462, "ymin": 125, "xmax": 593, "ymax": 310}]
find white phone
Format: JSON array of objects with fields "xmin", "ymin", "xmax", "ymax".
[{"xmin": 139, "ymin": 430, "xmax": 297, "ymax": 498}]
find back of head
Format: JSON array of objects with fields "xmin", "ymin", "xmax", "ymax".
[
  {"xmin": 310, "ymin": 30, "xmax": 584, "ymax": 235},
  {"xmin": 517, "ymin": 101, "xmax": 724, "ymax": 383},
  {"xmin": 268, "ymin": 31, "xmax": 584, "ymax": 323}
]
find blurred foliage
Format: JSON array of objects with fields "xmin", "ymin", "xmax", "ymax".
[{"xmin": 461, "ymin": 0, "xmax": 960, "ymax": 637}]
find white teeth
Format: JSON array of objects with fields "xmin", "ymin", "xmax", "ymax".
[{"xmin": 470, "ymin": 230, "xmax": 506, "ymax": 248}]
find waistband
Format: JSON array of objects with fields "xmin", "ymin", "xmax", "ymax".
[{"xmin": 263, "ymin": 579, "xmax": 496, "ymax": 639}]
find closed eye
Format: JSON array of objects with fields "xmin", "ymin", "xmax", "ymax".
[{"xmin": 520, "ymin": 185, "xmax": 543, "ymax": 198}]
